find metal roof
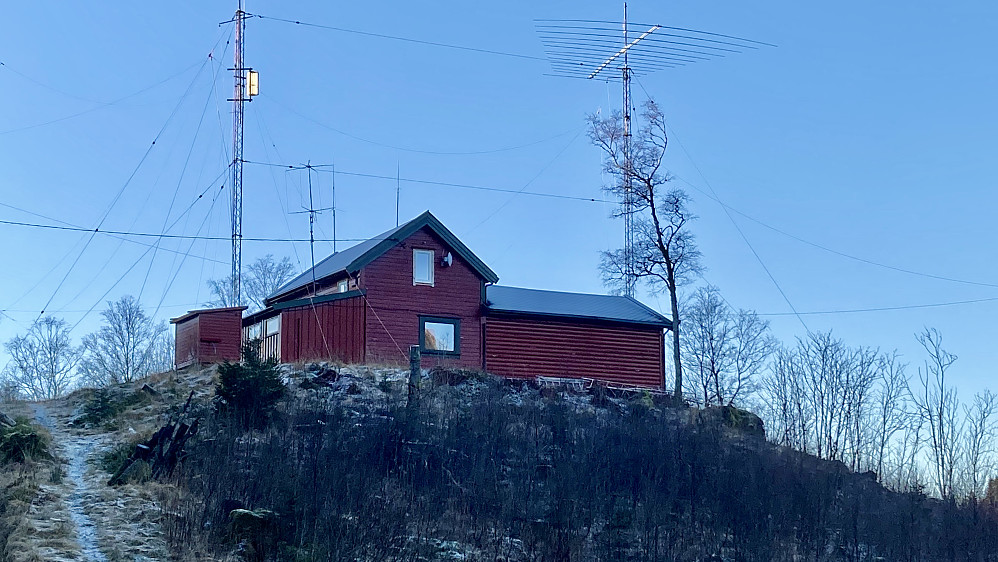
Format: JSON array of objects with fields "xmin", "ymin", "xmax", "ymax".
[
  {"xmin": 170, "ymin": 306, "xmax": 247, "ymax": 324},
  {"xmin": 266, "ymin": 211, "xmax": 499, "ymax": 305},
  {"xmin": 486, "ymin": 285, "xmax": 672, "ymax": 328}
]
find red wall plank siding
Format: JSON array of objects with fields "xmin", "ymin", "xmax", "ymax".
[
  {"xmin": 174, "ymin": 318, "xmax": 199, "ymax": 368},
  {"xmin": 484, "ymin": 316, "xmax": 665, "ymax": 388},
  {"xmin": 359, "ymin": 227, "xmax": 484, "ymax": 369},
  {"xmin": 174, "ymin": 308, "xmax": 244, "ymax": 367},
  {"xmin": 280, "ymin": 296, "xmax": 366, "ymax": 364},
  {"xmin": 196, "ymin": 310, "xmax": 244, "ymax": 364}
]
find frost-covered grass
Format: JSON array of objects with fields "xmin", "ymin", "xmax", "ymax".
[{"xmin": 159, "ymin": 364, "xmax": 998, "ymax": 561}]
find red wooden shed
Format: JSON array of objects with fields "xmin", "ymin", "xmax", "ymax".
[{"xmin": 171, "ymin": 306, "xmax": 247, "ymax": 368}]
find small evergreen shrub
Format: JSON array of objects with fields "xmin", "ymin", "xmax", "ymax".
[
  {"xmin": 77, "ymin": 388, "xmax": 151, "ymax": 427},
  {"xmin": 215, "ymin": 343, "xmax": 286, "ymax": 429},
  {"xmin": 99, "ymin": 433, "xmax": 151, "ymax": 478},
  {"xmin": 0, "ymin": 418, "xmax": 49, "ymax": 464}
]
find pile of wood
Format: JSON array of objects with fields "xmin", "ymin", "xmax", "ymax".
[{"xmin": 108, "ymin": 391, "xmax": 200, "ymax": 486}]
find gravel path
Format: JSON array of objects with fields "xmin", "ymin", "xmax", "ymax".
[{"xmin": 32, "ymin": 404, "xmax": 109, "ymax": 562}]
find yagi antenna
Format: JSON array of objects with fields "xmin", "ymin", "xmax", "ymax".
[{"xmin": 537, "ymin": 4, "xmax": 772, "ymax": 297}]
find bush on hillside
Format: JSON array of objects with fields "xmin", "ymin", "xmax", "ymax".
[
  {"xmin": 73, "ymin": 387, "xmax": 152, "ymax": 428},
  {"xmin": 215, "ymin": 343, "xmax": 285, "ymax": 429},
  {"xmin": 0, "ymin": 418, "xmax": 49, "ymax": 464}
]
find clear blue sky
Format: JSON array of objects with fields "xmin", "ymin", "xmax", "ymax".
[{"xmin": 1, "ymin": 1, "xmax": 996, "ymax": 397}]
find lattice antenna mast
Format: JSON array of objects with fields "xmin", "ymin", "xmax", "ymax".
[
  {"xmin": 621, "ymin": 4, "xmax": 636, "ymax": 298},
  {"xmin": 228, "ymin": 0, "xmax": 259, "ymax": 305},
  {"xmin": 536, "ymin": 7, "xmax": 771, "ymax": 297}
]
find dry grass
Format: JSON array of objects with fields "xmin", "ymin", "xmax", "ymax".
[
  {"xmin": 0, "ymin": 399, "xmax": 62, "ymax": 561},
  {"xmin": 1, "ymin": 457, "xmax": 78, "ymax": 562},
  {"xmin": 0, "ymin": 368, "xmax": 218, "ymax": 562}
]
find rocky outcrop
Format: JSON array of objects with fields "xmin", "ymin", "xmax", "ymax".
[{"xmin": 694, "ymin": 405, "xmax": 766, "ymax": 438}]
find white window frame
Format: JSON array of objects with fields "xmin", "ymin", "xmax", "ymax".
[
  {"xmin": 265, "ymin": 316, "xmax": 281, "ymax": 336},
  {"xmin": 246, "ymin": 322, "xmax": 262, "ymax": 341},
  {"xmin": 413, "ymin": 249, "xmax": 434, "ymax": 286},
  {"xmin": 338, "ymin": 279, "xmax": 349, "ymax": 293}
]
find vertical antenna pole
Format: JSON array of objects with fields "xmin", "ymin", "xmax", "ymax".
[
  {"xmin": 230, "ymin": 0, "xmax": 246, "ymax": 305},
  {"xmin": 307, "ymin": 164, "xmax": 317, "ymax": 290},
  {"xmin": 331, "ymin": 161, "xmax": 337, "ymax": 253},
  {"xmin": 396, "ymin": 161, "xmax": 400, "ymax": 227},
  {"xmin": 622, "ymin": 2, "xmax": 635, "ymax": 298}
]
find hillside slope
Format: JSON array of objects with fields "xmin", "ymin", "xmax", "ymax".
[
  {"xmin": 166, "ymin": 364, "xmax": 998, "ymax": 561},
  {"xmin": 3, "ymin": 364, "xmax": 997, "ymax": 561}
]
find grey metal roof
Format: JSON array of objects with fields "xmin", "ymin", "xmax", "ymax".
[
  {"xmin": 267, "ymin": 211, "xmax": 499, "ymax": 305},
  {"xmin": 486, "ymin": 285, "xmax": 672, "ymax": 328},
  {"xmin": 267, "ymin": 223, "xmax": 404, "ymax": 303}
]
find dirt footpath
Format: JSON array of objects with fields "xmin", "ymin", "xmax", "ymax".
[{"xmin": 23, "ymin": 403, "xmax": 169, "ymax": 562}]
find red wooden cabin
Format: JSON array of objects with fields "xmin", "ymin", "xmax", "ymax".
[{"xmin": 178, "ymin": 211, "xmax": 673, "ymax": 388}]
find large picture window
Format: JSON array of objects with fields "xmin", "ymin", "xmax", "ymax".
[
  {"xmin": 420, "ymin": 316, "xmax": 459, "ymax": 355},
  {"xmin": 413, "ymin": 249, "xmax": 434, "ymax": 285}
]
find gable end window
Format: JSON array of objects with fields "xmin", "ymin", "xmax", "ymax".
[
  {"xmin": 413, "ymin": 249, "xmax": 434, "ymax": 286},
  {"xmin": 419, "ymin": 316, "xmax": 459, "ymax": 356}
]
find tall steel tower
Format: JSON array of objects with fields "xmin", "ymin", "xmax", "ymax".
[
  {"xmin": 228, "ymin": 1, "xmax": 258, "ymax": 304},
  {"xmin": 536, "ymin": 5, "xmax": 768, "ymax": 297}
]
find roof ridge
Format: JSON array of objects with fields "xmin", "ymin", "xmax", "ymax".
[{"xmin": 492, "ymin": 284, "xmax": 622, "ymax": 299}]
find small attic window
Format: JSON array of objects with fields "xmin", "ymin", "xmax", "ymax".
[
  {"xmin": 338, "ymin": 279, "xmax": 349, "ymax": 293},
  {"xmin": 413, "ymin": 249, "xmax": 434, "ymax": 286}
]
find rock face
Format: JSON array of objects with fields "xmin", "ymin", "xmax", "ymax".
[
  {"xmin": 695, "ymin": 406, "xmax": 766, "ymax": 438},
  {"xmin": 229, "ymin": 509, "xmax": 278, "ymax": 562}
]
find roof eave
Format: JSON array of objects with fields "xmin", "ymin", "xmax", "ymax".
[
  {"xmin": 486, "ymin": 307, "xmax": 672, "ymax": 329},
  {"xmin": 170, "ymin": 306, "xmax": 248, "ymax": 324}
]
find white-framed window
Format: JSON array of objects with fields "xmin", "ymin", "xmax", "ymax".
[
  {"xmin": 246, "ymin": 322, "xmax": 262, "ymax": 340},
  {"xmin": 338, "ymin": 279, "xmax": 349, "ymax": 293},
  {"xmin": 413, "ymin": 249, "xmax": 434, "ymax": 286},
  {"xmin": 265, "ymin": 316, "xmax": 281, "ymax": 336}
]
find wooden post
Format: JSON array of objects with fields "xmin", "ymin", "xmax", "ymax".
[{"xmin": 408, "ymin": 345, "xmax": 421, "ymax": 405}]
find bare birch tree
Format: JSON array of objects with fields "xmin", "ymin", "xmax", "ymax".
[
  {"xmin": 208, "ymin": 254, "xmax": 296, "ymax": 312},
  {"xmin": 3, "ymin": 316, "xmax": 80, "ymax": 400},
  {"xmin": 681, "ymin": 285, "xmax": 774, "ymax": 407},
  {"xmin": 913, "ymin": 327, "xmax": 962, "ymax": 499},
  {"xmin": 207, "ymin": 274, "xmax": 241, "ymax": 308},
  {"xmin": 961, "ymin": 389, "xmax": 996, "ymax": 499},
  {"xmin": 765, "ymin": 333, "xmax": 882, "ymax": 469},
  {"xmin": 765, "ymin": 345, "xmax": 811, "ymax": 452},
  {"xmin": 681, "ymin": 287, "xmax": 732, "ymax": 407},
  {"xmin": 244, "ymin": 254, "xmax": 296, "ymax": 311},
  {"xmin": 589, "ymin": 99, "xmax": 701, "ymax": 399},
  {"xmin": 78, "ymin": 295, "xmax": 166, "ymax": 386},
  {"xmin": 731, "ymin": 307, "xmax": 777, "ymax": 407},
  {"xmin": 869, "ymin": 351, "xmax": 912, "ymax": 481}
]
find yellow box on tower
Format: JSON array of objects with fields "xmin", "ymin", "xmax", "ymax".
[{"xmin": 247, "ymin": 70, "xmax": 259, "ymax": 97}]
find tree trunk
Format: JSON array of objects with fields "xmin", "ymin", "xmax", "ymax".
[{"xmin": 669, "ymin": 282, "xmax": 682, "ymax": 402}]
